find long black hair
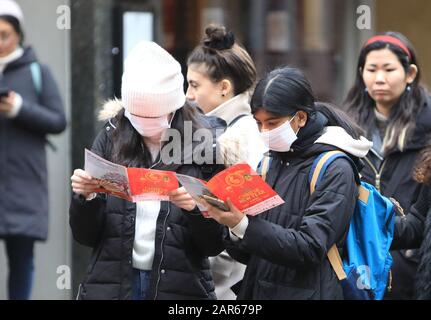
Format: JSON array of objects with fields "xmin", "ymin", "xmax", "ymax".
[
  {"xmin": 345, "ymin": 31, "xmax": 428, "ymax": 154},
  {"xmin": 251, "ymin": 67, "xmax": 363, "ymax": 139},
  {"xmin": 109, "ymin": 102, "xmax": 204, "ymax": 168}
]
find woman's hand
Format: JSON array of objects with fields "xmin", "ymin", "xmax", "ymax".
[
  {"xmin": 200, "ymin": 198, "xmax": 245, "ymax": 228},
  {"xmin": 0, "ymin": 91, "xmax": 17, "ymax": 114},
  {"xmin": 71, "ymin": 169, "xmax": 100, "ymax": 198},
  {"xmin": 168, "ymin": 187, "xmax": 197, "ymax": 211}
]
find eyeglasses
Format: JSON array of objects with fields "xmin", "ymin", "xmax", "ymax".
[{"xmin": 0, "ymin": 32, "xmax": 13, "ymax": 44}]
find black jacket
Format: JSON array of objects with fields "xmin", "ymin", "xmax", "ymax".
[
  {"xmin": 361, "ymin": 97, "xmax": 431, "ymax": 299},
  {"xmin": 361, "ymin": 98, "xmax": 431, "ymax": 212},
  {"xmin": 0, "ymin": 47, "xmax": 66, "ymax": 240},
  {"xmin": 224, "ymin": 113, "xmax": 359, "ymax": 300},
  {"xmin": 416, "ymin": 196, "xmax": 431, "ymax": 300},
  {"xmin": 392, "ymin": 185, "xmax": 430, "ymax": 250},
  {"xmin": 70, "ymin": 109, "xmax": 225, "ymax": 300},
  {"xmin": 392, "ymin": 185, "xmax": 431, "ymax": 299}
]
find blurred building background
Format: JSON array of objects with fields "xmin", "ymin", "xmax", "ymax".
[{"xmin": 0, "ymin": 0, "xmax": 430, "ymax": 299}]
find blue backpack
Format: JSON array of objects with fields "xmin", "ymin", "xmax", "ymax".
[
  {"xmin": 30, "ymin": 62, "xmax": 42, "ymax": 95},
  {"xmin": 310, "ymin": 151, "xmax": 396, "ymax": 300}
]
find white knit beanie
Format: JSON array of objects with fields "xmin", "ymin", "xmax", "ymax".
[
  {"xmin": 121, "ymin": 41, "xmax": 185, "ymax": 117},
  {"xmin": 0, "ymin": 0, "xmax": 24, "ymax": 25}
]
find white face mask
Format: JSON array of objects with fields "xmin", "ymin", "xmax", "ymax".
[
  {"xmin": 125, "ymin": 110, "xmax": 171, "ymax": 137},
  {"xmin": 259, "ymin": 114, "xmax": 299, "ymax": 152}
]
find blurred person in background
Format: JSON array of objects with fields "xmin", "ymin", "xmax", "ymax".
[{"xmin": 0, "ymin": 0, "xmax": 66, "ymax": 300}]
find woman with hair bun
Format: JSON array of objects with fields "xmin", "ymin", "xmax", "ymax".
[{"xmin": 186, "ymin": 25, "xmax": 266, "ymax": 299}]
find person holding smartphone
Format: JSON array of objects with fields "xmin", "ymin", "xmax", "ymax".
[
  {"xmin": 185, "ymin": 24, "xmax": 267, "ymax": 300},
  {"xmin": 0, "ymin": 0, "xmax": 66, "ymax": 300},
  {"xmin": 201, "ymin": 67, "xmax": 373, "ymax": 300}
]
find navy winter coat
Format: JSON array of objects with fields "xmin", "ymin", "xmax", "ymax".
[{"xmin": 0, "ymin": 47, "xmax": 66, "ymax": 240}]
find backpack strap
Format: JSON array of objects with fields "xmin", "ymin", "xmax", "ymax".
[
  {"xmin": 310, "ymin": 151, "xmax": 346, "ymax": 193},
  {"xmin": 257, "ymin": 154, "xmax": 272, "ymax": 182},
  {"xmin": 310, "ymin": 150, "xmax": 368, "ymax": 201},
  {"xmin": 310, "ymin": 150, "xmax": 350, "ymax": 281},
  {"xmin": 30, "ymin": 62, "xmax": 42, "ymax": 95},
  {"xmin": 30, "ymin": 62, "xmax": 57, "ymax": 151},
  {"xmin": 228, "ymin": 114, "xmax": 248, "ymax": 128},
  {"xmin": 327, "ymin": 245, "xmax": 347, "ymax": 280}
]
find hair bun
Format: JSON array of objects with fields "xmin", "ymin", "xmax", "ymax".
[{"xmin": 203, "ymin": 25, "xmax": 235, "ymax": 50}]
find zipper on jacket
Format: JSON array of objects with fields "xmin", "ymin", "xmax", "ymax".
[
  {"xmin": 363, "ymin": 157, "xmax": 387, "ymax": 192},
  {"xmin": 143, "ymin": 142, "xmax": 163, "ymax": 170},
  {"xmin": 364, "ymin": 156, "xmax": 396, "ymax": 293},
  {"xmin": 76, "ymin": 283, "xmax": 83, "ymax": 300},
  {"xmin": 153, "ymin": 205, "xmax": 170, "ymax": 300},
  {"xmin": 144, "ymin": 140, "xmax": 166, "ymax": 300},
  {"xmin": 387, "ymin": 270, "xmax": 393, "ymax": 293}
]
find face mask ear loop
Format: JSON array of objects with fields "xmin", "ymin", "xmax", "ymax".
[
  {"xmin": 289, "ymin": 113, "xmax": 301, "ymax": 136},
  {"xmin": 169, "ymin": 110, "xmax": 177, "ymax": 126}
]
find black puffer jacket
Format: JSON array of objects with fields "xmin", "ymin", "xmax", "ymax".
[
  {"xmin": 392, "ymin": 185, "xmax": 431, "ymax": 299},
  {"xmin": 70, "ymin": 107, "xmax": 225, "ymax": 300},
  {"xmin": 392, "ymin": 185, "xmax": 430, "ymax": 250},
  {"xmin": 361, "ymin": 98, "xmax": 431, "ymax": 299},
  {"xmin": 416, "ymin": 195, "xmax": 431, "ymax": 300},
  {"xmin": 224, "ymin": 113, "xmax": 362, "ymax": 300}
]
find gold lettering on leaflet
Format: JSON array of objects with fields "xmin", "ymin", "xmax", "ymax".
[{"xmin": 239, "ymin": 189, "xmax": 266, "ymax": 203}]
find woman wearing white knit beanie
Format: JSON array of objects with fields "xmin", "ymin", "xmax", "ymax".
[{"xmin": 69, "ymin": 41, "xmax": 226, "ymax": 300}]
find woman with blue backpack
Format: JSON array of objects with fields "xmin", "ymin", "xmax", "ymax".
[
  {"xmin": 344, "ymin": 31, "xmax": 431, "ymax": 299},
  {"xmin": 200, "ymin": 67, "xmax": 373, "ymax": 299}
]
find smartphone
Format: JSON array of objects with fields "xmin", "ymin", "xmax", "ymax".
[
  {"xmin": 201, "ymin": 194, "xmax": 230, "ymax": 211},
  {"xmin": 0, "ymin": 87, "xmax": 9, "ymax": 98}
]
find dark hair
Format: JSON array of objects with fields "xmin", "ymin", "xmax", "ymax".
[
  {"xmin": 345, "ymin": 31, "xmax": 428, "ymax": 154},
  {"xmin": 0, "ymin": 15, "xmax": 24, "ymax": 44},
  {"xmin": 187, "ymin": 24, "xmax": 256, "ymax": 95},
  {"xmin": 413, "ymin": 145, "xmax": 431, "ymax": 185},
  {"xmin": 109, "ymin": 102, "xmax": 204, "ymax": 167},
  {"xmin": 251, "ymin": 67, "xmax": 363, "ymax": 139}
]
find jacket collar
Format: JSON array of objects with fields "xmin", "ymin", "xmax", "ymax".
[
  {"xmin": 3, "ymin": 46, "xmax": 37, "ymax": 72},
  {"xmin": 0, "ymin": 47, "xmax": 24, "ymax": 72},
  {"xmin": 206, "ymin": 92, "xmax": 251, "ymax": 125},
  {"xmin": 368, "ymin": 95, "xmax": 431, "ymax": 156},
  {"xmin": 269, "ymin": 111, "xmax": 367, "ymax": 170}
]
